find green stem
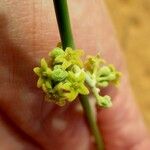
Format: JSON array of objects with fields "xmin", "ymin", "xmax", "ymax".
[
  {"xmin": 53, "ymin": 0, "xmax": 104, "ymax": 149},
  {"xmin": 80, "ymin": 95, "xmax": 104, "ymax": 150},
  {"xmin": 53, "ymin": 0, "xmax": 75, "ymax": 49}
]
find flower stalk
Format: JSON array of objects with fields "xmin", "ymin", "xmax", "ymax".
[{"xmin": 53, "ymin": 0, "xmax": 104, "ymax": 149}]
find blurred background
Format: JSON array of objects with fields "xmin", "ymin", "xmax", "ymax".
[{"xmin": 105, "ymin": 0, "xmax": 150, "ymax": 130}]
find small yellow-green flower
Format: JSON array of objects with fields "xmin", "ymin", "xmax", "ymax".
[
  {"xmin": 96, "ymin": 65, "xmax": 121, "ymax": 87},
  {"xmin": 85, "ymin": 55, "xmax": 104, "ymax": 74},
  {"xmin": 33, "ymin": 47, "xmax": 88, "ymax": 106},
  {"xmin": 33, "ymin": 58, "xmax": 52, "ymax": 93},
  {"xmin": 50, "ymin": 47, "xmax": 65, "ymax": 58},
  {"xmin": 97, "ymin": 95, "xmax": 112, "ymax": 108},
  {"xmin": 53, "ymin": 71, "xmax": 89, "ymax": 103},
  {"xmin": 51, "ymin": 65, "xmax": 68, "ymax": 82},
  {"xmin": 67, "ymin": 71, "xmax": 89, "ymax": 96},
  {"xmin": 51, "ymin": 47, "xmax": 84, "ymax": 69},
  {"xmin": 91, "ymin": 86, "xmax": 112, "ymax": 108}
]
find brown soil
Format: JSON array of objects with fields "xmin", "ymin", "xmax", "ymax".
[{"xmin": 105, "ymin": 0, "xmax": 150, "ymax": 130}]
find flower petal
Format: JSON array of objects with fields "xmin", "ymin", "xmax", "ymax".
[
  {"xmin": 41, "ymin": 58, "xmax": 48, "ymax": 69},
  {"xmin": 33, "ymin": 67, "xmax": 41, "ymax": 76},
  {"xmin": 64, "ymin": 90, "xmax": 78, "ymax": 102},
  {"xmin": 37, "ymin": 77, "xmax": 44, "ymax": 88}
]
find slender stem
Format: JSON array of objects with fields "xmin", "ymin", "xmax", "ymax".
[
  {"xmin": 53, "ymin": 0, "xmax": 75, "ymax": 49},
  {"xmin": 80, "ymin": 95, "xmax": 104, "ymax": 150},
  {"xmin": 53, "ymin": 0, "xmax": 104, "ymax": 149}
]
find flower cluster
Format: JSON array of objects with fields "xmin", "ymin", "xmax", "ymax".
[
  {"xmin": 33, "ymin": 46, "xmax": 121, "ymax": 107},
  {"xmin": 85, "ymin": 55, "xmax": 121, "ymax": 107},
  {"xmin": 34, "ymin": 47, "xmax": 89, "ymax": 106}
]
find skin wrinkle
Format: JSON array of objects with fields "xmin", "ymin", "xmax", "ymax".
[{"xmin": 0, "ymin": 0, "xmax": 149, "ymax": 149}]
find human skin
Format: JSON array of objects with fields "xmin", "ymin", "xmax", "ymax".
[{"xmin": 0, "ymin": 0, "xmax": 149, "ymax": 150}]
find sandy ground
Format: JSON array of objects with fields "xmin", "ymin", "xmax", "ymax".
[{"xmin": 105, "ymin": 0, "xmax": 150, "ymax": 130}]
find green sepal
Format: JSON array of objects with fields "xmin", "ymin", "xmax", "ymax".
[
  {"xmin": 51, "ymin": 68, "xmax": 68, "ymax": 82},
  {"xmin": 49, "ymin": 47, "xmax": 65, "ymax": 58}
]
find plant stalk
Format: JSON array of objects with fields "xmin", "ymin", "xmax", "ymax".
[
  {"xmin": 53, "ymin": 0, "xmax": 104, "ymax": 149},
  {"xmin": 53, "ymin": 0, "xmax": 75, "ymax": 49}
]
